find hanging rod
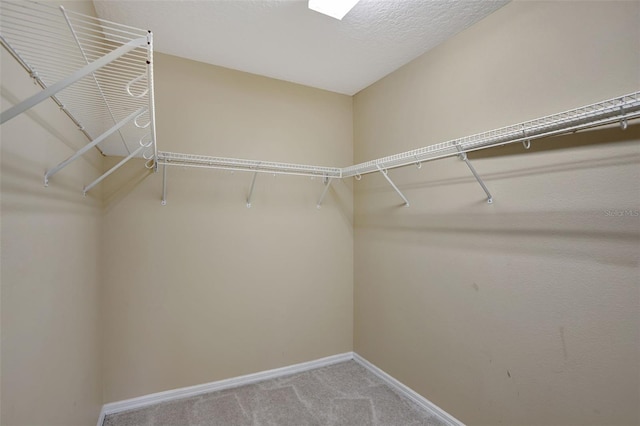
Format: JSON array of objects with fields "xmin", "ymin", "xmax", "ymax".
[
  {"xmin": 342, "ymin": 91, "xmax": 640, "ymax": 178},
  {"xmin": 158, "ymin": 91, "xmax": 638, "ymax": 184},
  {"xmin": 157, "ymin": 151, "xmax": 342, "ymax": 179},
  {"xmin": 156, "ymin": 92, "xmax": 638, "ymax": 207},
  {"xmin": 0, "ymin": 0, "xmax": 158, "ymax": 183}
]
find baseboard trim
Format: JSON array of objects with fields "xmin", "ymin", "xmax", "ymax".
[
  {"xmin": 98, "ymin": 352, "xmax": 352, "ymax": 425},
  {"xmin": 353, "ymin": 352, "xmax": 465, "ymax": 426},
  {"xmin": 96, "ymin": 407, "xmax": 106, "ymax": 426},
  {"xmin": 98, "ymin": 351, "xmax": 462, "ymax": 426}
]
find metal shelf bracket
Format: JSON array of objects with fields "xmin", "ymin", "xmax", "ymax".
[
  {"xmin": 376, "ymin": 164, "xmax": 409, "ymax": 206},
  {"xmin": 161, "ymin": 163, "xmax": 167, "ymax": 206},
  {"xmin": 247, "ymin": 171, "xmax": 258, "ymax": 208},
  {"xmin": 454, "ymin": 143, "xmax": 493, "ymax": 204},
  {"xmin": 83, "ymin": 145, "xmax": 145, "ymax": 196},
  {"xmin": 316, "ymin": 176, "xmax": 332, "ymax": 208}
]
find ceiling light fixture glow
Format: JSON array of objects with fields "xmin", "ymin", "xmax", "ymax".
[{"xmin": 308, "ymin": 0, "xmax": 361, "ymax": 20}]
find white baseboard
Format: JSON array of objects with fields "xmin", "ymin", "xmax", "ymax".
[
  {"xmin": 96, "ymin": 407, "xmax": 106, "ymax": 426},
  {"xmin": 98, "ymin": 352, "xmax": 352, "ymax": 425},
  {"xmin": 353, "ymin": 352, "xmax": 465, "ymax": 426},
  {"xmin": 98, "ymin": 351, "xmax": 462, "ymax": 426}
]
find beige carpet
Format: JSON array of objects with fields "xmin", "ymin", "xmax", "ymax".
[{"xmin": 103, "ymin": 360, "xmax": 448, "ymax": 426}]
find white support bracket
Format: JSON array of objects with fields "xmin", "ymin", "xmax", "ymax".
[
  {"xmin": 454, "ymin": 143, "xmax": 493, "ymax": 204},
  {"xmin": 44, "ymin": 107, "xmax": 146, "ymax": 186},
  {"xmin": 376, "ymin": 164, "xmax": 409, "ymax": 206},
  {"xmin": 83, "ymin": 145, "xmax": 144, "ymax": 196},
  {"xmin": 0, "ymin": 36, "xmax": 147, "ymax": 125},
  {"xmin": 161, "ymin": 163, "xmax": 167, "ymax": 206},
  {"xmin": 316, "ymin": 176, "xmax": 332, "ymax": 208},
  {"xmin": 146, "ymin": 31, "xmax": 158, "ymax": 171},
  {"xmin": 246, "ymin": 171, "xmax": 258, "ymax": 208}
]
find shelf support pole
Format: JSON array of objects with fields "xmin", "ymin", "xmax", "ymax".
[
  {"xmin": 161, "ymin": 163, "xmax": 167, "ymax": 205},
  {"xmin": 454, "ymin": 143, "xmax": 493, "ymax": 204},
  {"xmin": 376, "ymin": 164, "xmax": 409, "ymax": 206},
  {"xmin": 0, "ymin": 36, "xmax": 147, "ymax": 124},
  {"xmin": 83, "ymin": 145, "xmax": 144, "ymax": 196},
  {"xmin": 246, "ymin": 172, "xmax": 258, "ymax": 208},
  {"xmin": 44, "ymin": 107, "xmax": 146, "ymax": 186},
  {"xmin": 316, "ymin": 176, "xmax": 332, "ymax": 208}
]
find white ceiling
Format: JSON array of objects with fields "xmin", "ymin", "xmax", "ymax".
[{"xmin": 93, "ymin": 0, "xmax": 508, "ymax": 95}]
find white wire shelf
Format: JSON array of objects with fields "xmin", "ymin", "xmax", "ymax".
[
  {"xmin": 158, "ymin": 91, "xmax": 639, "ymax": 183},
  {"xmin": 157, "ymin": 92, "xmax": 638, "ymax": 206},
  {"xmin": 1, "ymin": 0, "xmax": 157, "ymax": 192},
  {"xmin": 342, "ymin": 91, "xmax": 640, "ymax": 178},
  {"xmin": 158, "ymin": 151, "xmax": 342, "ymax": 179}
]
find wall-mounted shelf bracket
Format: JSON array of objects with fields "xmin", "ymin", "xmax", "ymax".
[
  {"xmin": 454, "ymin": 143, "xmax": 493, "ymax": 204},
  {"xmin": 620, "ymin": 105, "xmax": 628, "ymax": 130},
  {"xmin": 161, "ymin": 163, "xmax": 167, "ymax": 205},
  {"xmin": 316, "ymin": 176, "xmax": 332, "ymax": 208},
  {"xmin": 247, "ymin": 171, "xmax": 259, "ymax": 208},
  {"xmin": 376, "ymin": 164, "xmax": 409, "ymax": 206}
]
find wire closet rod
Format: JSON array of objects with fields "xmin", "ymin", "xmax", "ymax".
[
  {"xmin": 157, "ymin": 91, "xmax": 639, "ymax": 182},
  {"xmin": 342, "ymin": 91, "xmax": 640, "ymax": 177},
  {"xmin": 157, "ymin": 152, "xmax": 343, "ymax": 179}
]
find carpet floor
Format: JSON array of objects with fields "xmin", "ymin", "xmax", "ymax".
[{"xmin": 103, "ymin": 360, "xmax": 448, "ymax": 426}]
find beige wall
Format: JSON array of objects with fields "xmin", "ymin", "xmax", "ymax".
[
  {"xmin": 353, "ymin": 1, "xmax": 639, "ymax": 425},
  {"xmin": 0, "ymin": 1, "xmax": 104, "ymax": 423},
  {"xmin": 100, "ymin": 53, "xmax": 354, "ymax": 402}
]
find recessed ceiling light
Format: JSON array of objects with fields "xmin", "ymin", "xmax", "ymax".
[{"xmin": 308, "ymin": 0, "xmax": 360, "ymax": 20}]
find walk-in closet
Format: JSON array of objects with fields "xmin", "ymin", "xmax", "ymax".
[{"xmin": 1, "ymin": 1, "xmax": 638, "ymax": 425}]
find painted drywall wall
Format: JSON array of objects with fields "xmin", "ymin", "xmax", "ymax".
[
  {"xmin": 353, "ymin": 1, "xmax": 640, "ymax": 425},
  {"xmin": 100, "ymin": 53, "xmax": 354, "ymax": 402},
  {"xmin": 0, "ymin": 2, "xmax": 104, "ymax": 424}
]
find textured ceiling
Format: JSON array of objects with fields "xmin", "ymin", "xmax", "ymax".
[{"xmin": 93, "ymin": 0, "xmax": 508, "ymax": 95}]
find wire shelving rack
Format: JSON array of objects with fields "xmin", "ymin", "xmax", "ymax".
[
  {"xmin": 0, "ymin": 0, "xmax": 157, "ymax": 194},
  {"xmin": 157, "ymin": 152, "xmax": 342, "ymax": 179},
  {"xmin": 343, "ymin": 92, "xmax": 640, "ymax": 178},
  {"xmin": 156, "ymin": 91, "xmax": 639, "ymax": 206}
]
